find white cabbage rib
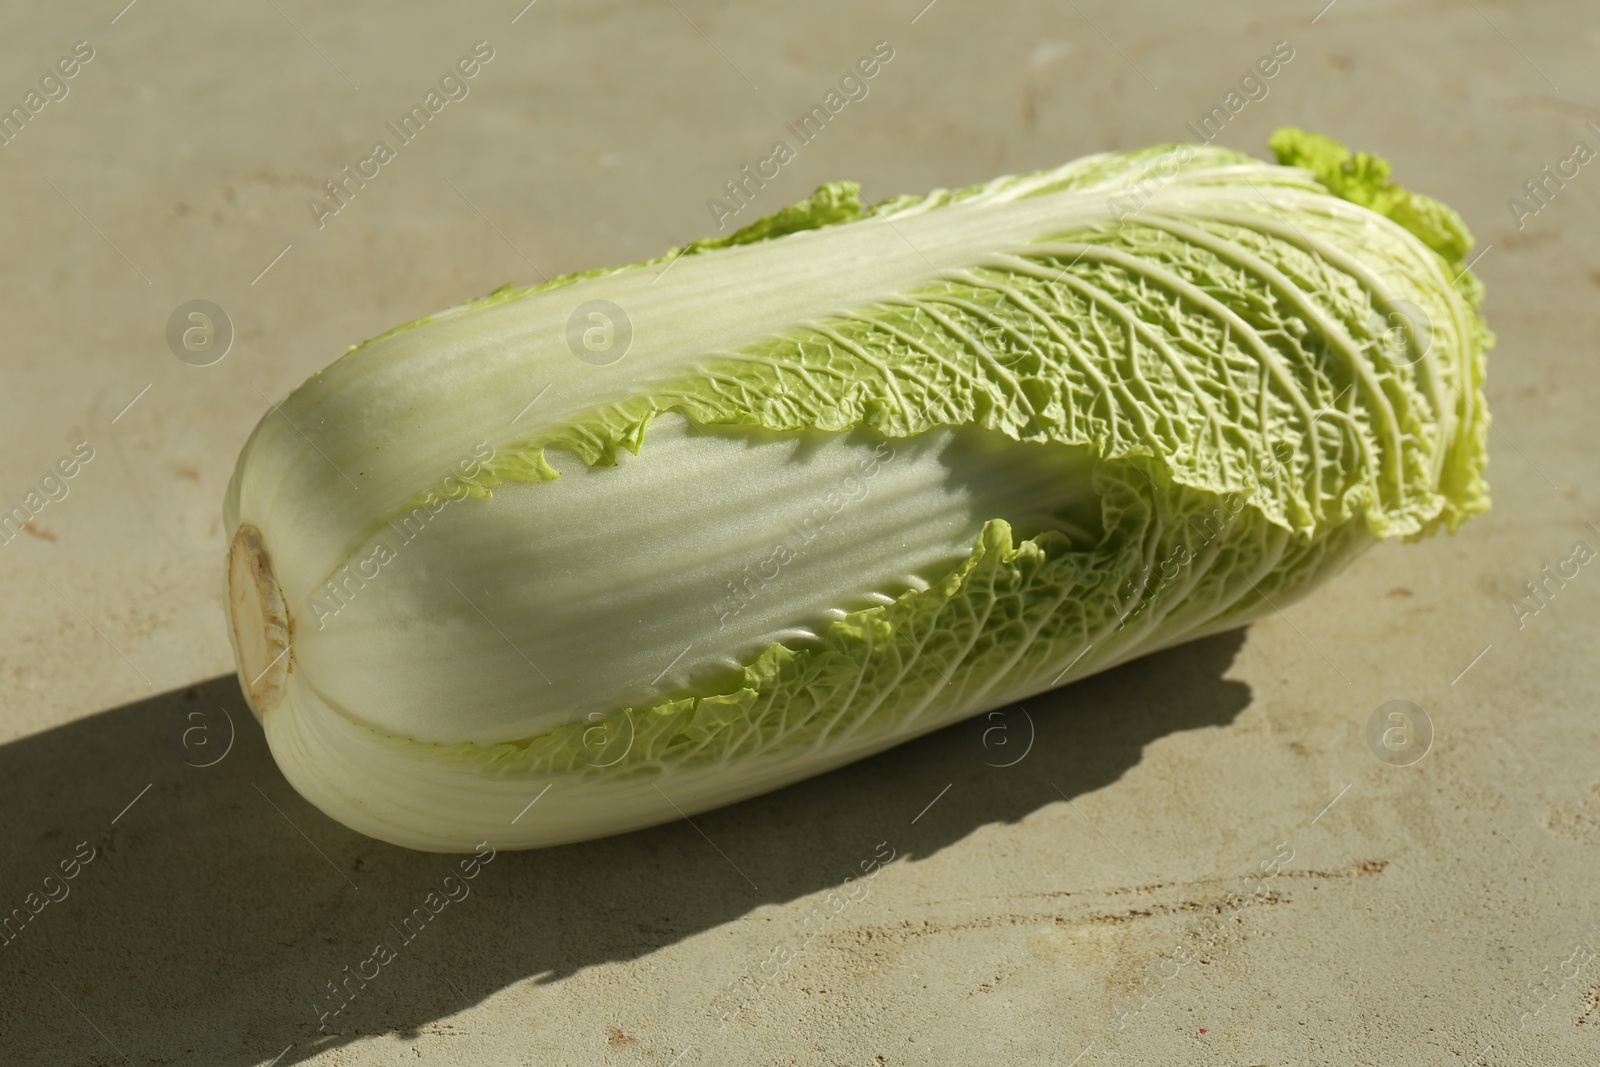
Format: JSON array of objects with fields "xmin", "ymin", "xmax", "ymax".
[
  {"xmin": 225, "ymin": 131, "xmax": 1490, "ymax": 851},
  {"xmin": 296, "ymin": 417, "xmax": 1099, "ymax": 744}
]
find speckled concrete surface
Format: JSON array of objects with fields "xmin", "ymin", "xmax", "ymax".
[{"xmin": 1, "ymin": 1, "xmax": 1598, "ymax": 1064}]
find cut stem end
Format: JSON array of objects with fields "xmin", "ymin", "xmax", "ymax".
[{"xmin": 228, "ymin": 524, "xmax": 291, "ymax": 716}]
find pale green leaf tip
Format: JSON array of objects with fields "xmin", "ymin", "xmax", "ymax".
[
  {"xmin": 1267, "ymin": 126, "xmax": 1476, "ymax": 278},
  {"xmin": 683, "ymin": 180, "xmax": 867, "ymax": 252}
]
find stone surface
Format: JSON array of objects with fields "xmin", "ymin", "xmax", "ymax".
[{"xmin": 1, "ymin": 1, "xmax": 1597, "ymax": 1064}]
